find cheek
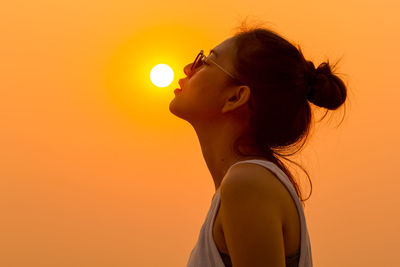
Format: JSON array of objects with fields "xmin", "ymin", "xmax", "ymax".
[
  {"xmin": 184, "ymin": 68, "xmax": 228, "ymax": 108},
  {"xmin": 189, "ymin": 69, "xmax": 224, "ymax": 96},
  {"xmin": 183, "ymin": 81, "xmax": 223, "ymax": 116},
  {"xmin": 192, "ymin": 77, "xmax": 222, "ymax": 102}
]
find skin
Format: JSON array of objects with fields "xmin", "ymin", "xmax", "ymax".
[
  {"xmin": 169, "ymin": 36, "xmax": 300, "ymax": 266},
  {"xmin": 169, "ymin": 36, "xmax": 268, "ymax": 193}
]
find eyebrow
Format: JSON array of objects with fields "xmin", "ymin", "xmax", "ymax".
[{"xmin": 209, "ymin": 49, "xmax": 218, "ymax": 57}]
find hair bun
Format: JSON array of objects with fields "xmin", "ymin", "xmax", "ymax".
[
  {"xmin": 315, "ymin": 62, "xmax": 333, "ymax": 76},
  {"xmin": 304, "ymin": 61, "xmax": 346, "ymax": 110}
]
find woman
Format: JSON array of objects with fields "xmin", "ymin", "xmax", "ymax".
[{"xmin": 169, "ymin": 26, "xmax": 347, "ymax": 267}]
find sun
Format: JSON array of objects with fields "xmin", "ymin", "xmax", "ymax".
[{"xmin": 150, "ymin": 64, "xmax": 174, "ymax": 87}]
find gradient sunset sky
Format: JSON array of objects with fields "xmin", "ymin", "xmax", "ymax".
[{"xmin": 1, "ymin": 0, "xmax": 399, "ymax": 266}]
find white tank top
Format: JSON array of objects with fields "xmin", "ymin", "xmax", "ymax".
[{"xmin": 186, "ymin": 159, "xmax": 313, "ymax": 267}]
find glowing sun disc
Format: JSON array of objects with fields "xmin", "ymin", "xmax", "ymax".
[{"xmin": 150, "ymin": 64, "xmax": 174, "ymax": 87}]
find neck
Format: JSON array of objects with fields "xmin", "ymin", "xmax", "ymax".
[{"xmin": 192, "ymin": 119, "xmax": 268, "ymax": 192}]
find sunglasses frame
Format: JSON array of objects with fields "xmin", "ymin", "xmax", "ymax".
[{"xmin": 190, "ymin": 49, "xmax": 240, "ymax": 82}]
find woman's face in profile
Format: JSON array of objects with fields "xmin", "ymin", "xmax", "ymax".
[{"xmin": 169, "ymin": 37, "xmax": 238, "ymax": 124}]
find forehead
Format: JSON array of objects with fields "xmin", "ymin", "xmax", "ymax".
[
  {"xmin": 211, "ymin": 37, "xmax": 236, "ymax": 64},
  {"xmin": 212, "ymin": 37, "xmax": 236, "ymax": 56}
]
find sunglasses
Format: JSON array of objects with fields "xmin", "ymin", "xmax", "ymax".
[{"xmin": 190, "ymin": 49, "xmax": 241, "ymax": 83}]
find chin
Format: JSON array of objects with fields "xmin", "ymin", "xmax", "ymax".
[
  {"xmin": 169, "ymin": 97, "xmax": 184, "ymax": 119},
  {"xmin": 169, "ymin": 99, "xmax": 195, "ymax": 124}
]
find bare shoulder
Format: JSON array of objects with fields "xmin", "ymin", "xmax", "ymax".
[
  {"xmin": 218, "ymin": 162, "xmax": 289, "ymax": 266},
  {"xmin": 222, "ymin": 163, "xmax": 287, "ymax": 200},
  {"xmin": 220, "ymin": 162, "xmax": 291, "ymax": 221}
]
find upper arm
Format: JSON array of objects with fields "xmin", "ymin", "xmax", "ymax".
[{"xmin": 219, "ymin": 164, "xmax": 286, "ymax": 267}]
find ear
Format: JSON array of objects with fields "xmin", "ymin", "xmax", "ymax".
[{"xmin": 221, "ymin": 85, "xmax": 251, "ymax": 113}]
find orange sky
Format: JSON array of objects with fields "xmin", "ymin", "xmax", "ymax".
[{"xmin": 1, "ymin": 0, "xmax": 399, "ymax": 266}]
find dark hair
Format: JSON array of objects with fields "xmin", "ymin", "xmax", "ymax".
[{"xmin": 229, "ymin": 23, "xmax": 349, "ymax": 208}]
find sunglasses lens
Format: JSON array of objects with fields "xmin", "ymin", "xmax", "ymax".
[
  {"xmin": 191, "ymin": 52, "xmax": 204, "ymax": 74},
  {"xmin": 194, "ymin": 59, "xmax": 203, "ymax": 69}
]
